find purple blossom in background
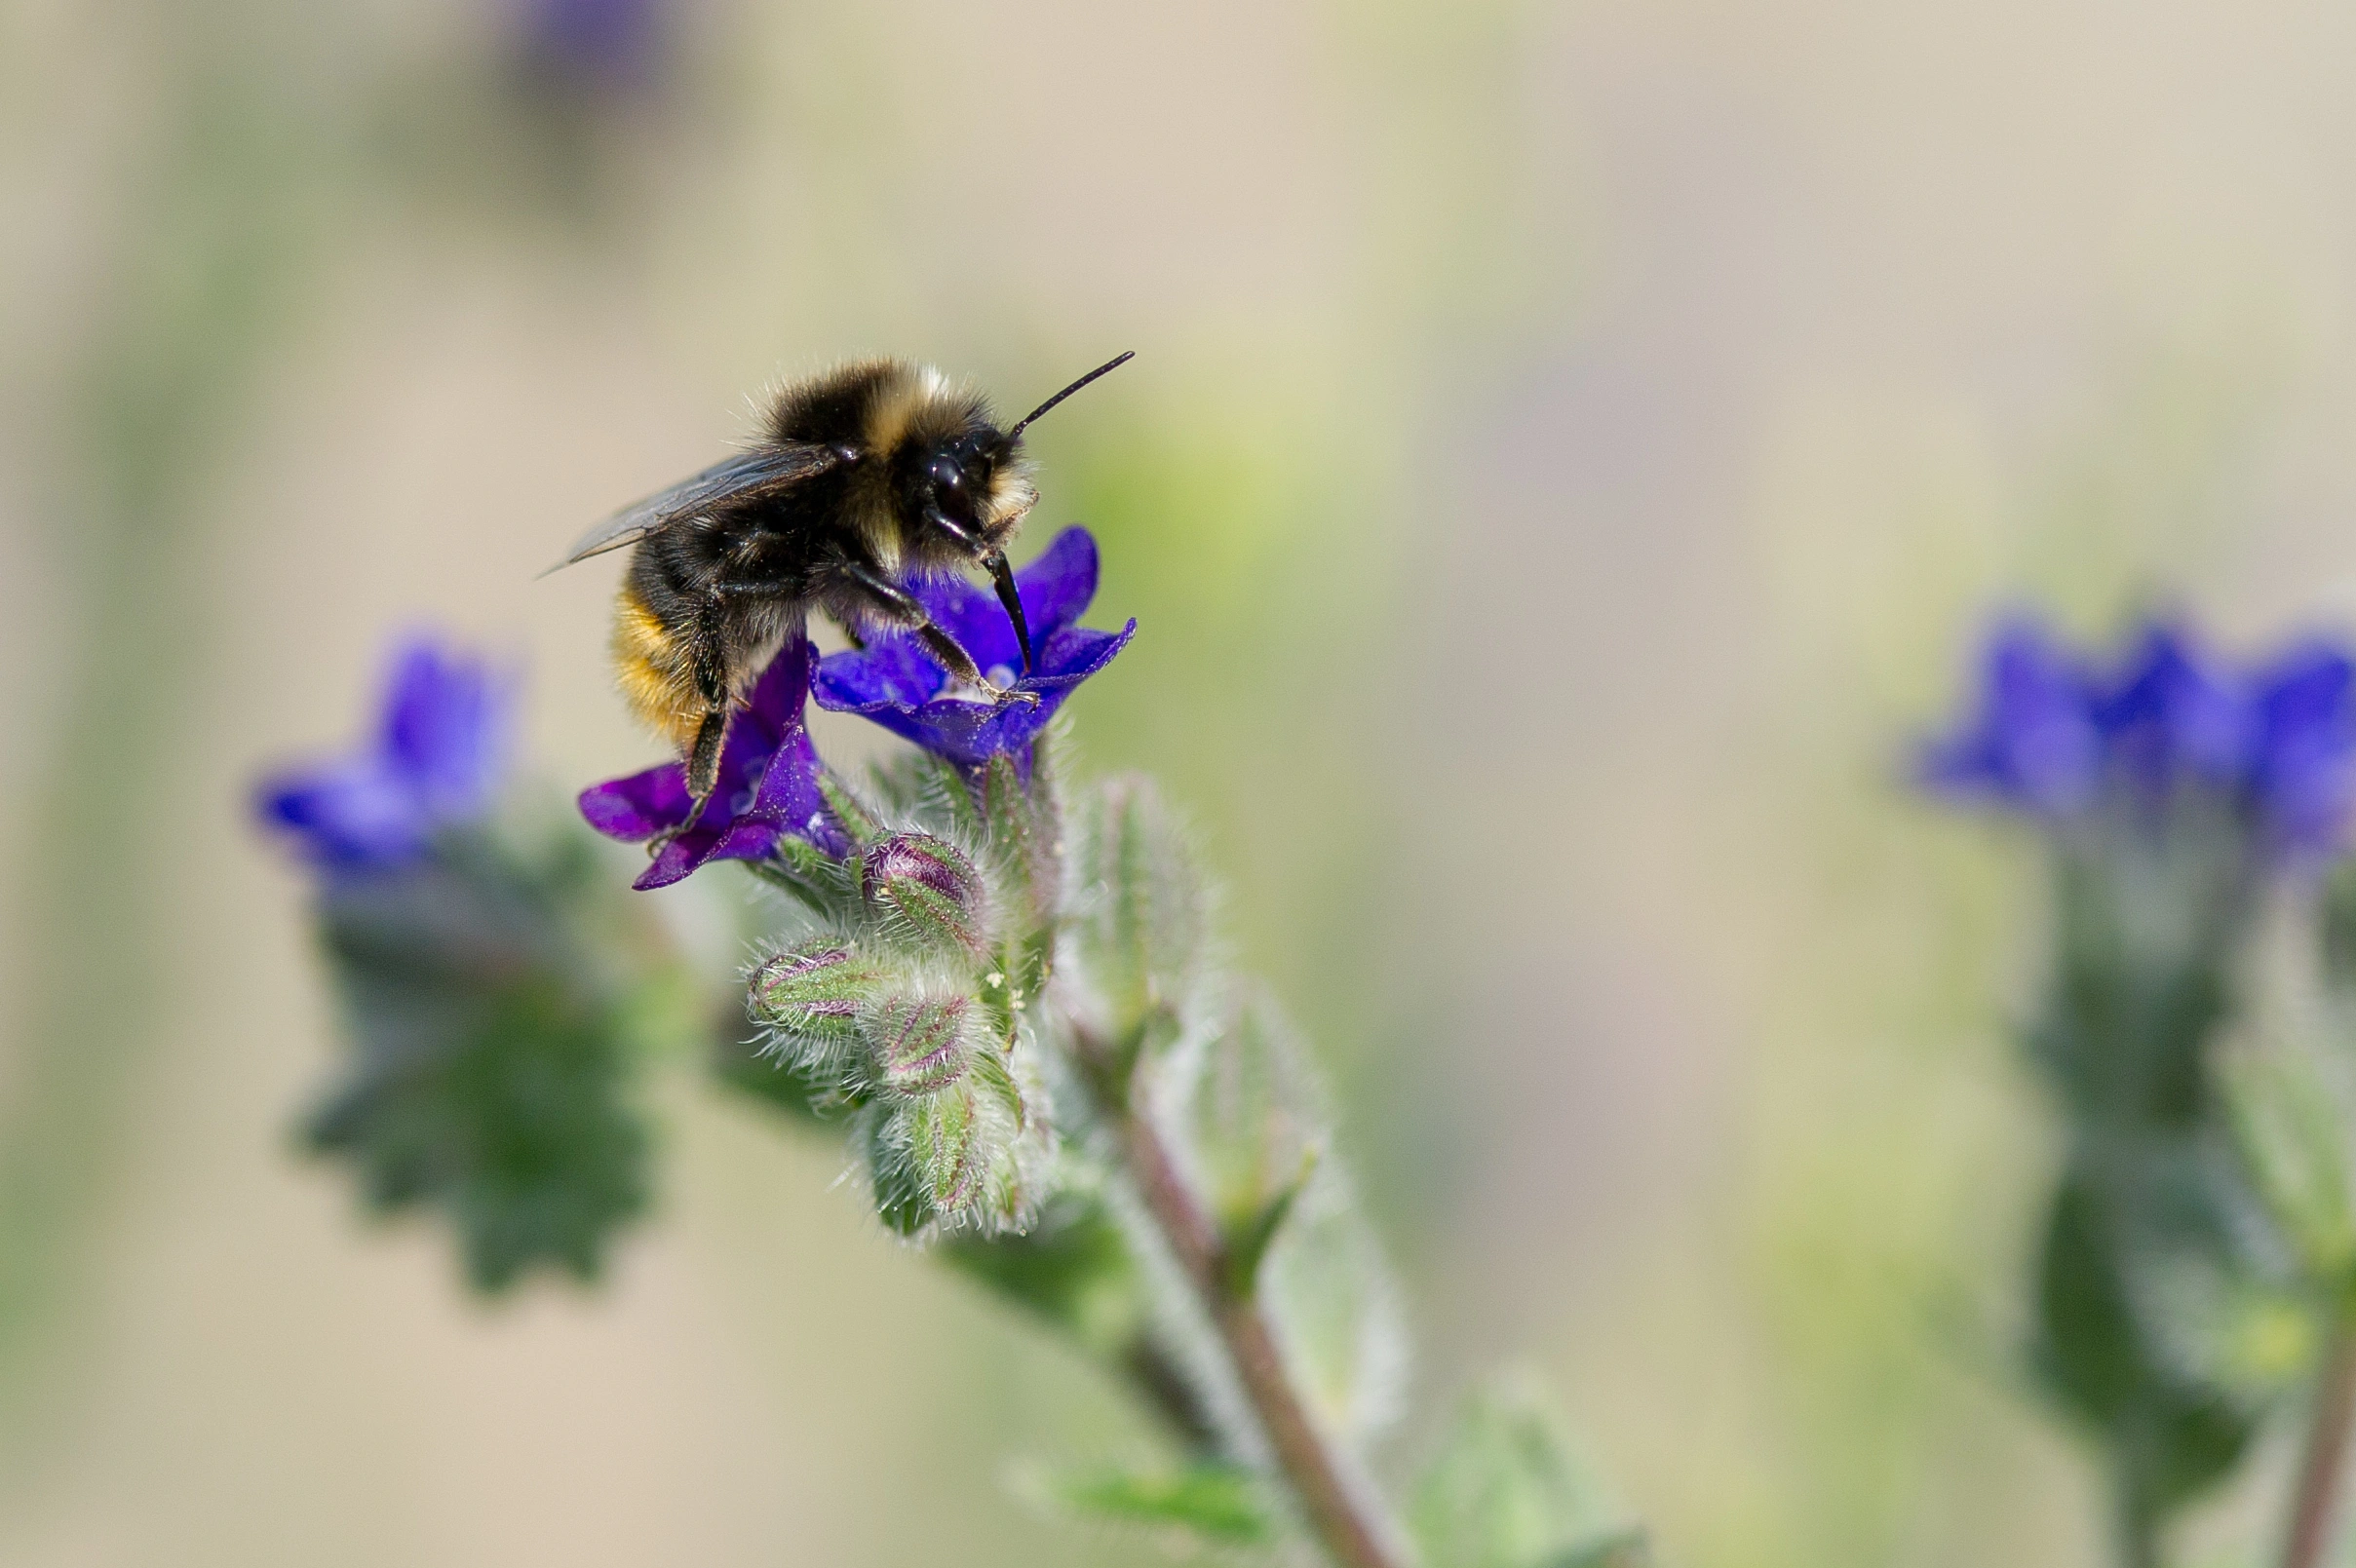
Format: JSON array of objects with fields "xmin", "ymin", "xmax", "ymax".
[
  {"xmin": 2092, "ymin": 624, "xmax": 2252, "ymax": 795},
  {"xmin": 579, "ymin": 630, "xmax": 848, "ymax": 891},
  {"xmin": 257, "ymin": 637, "xmax": 511, "ymax": 874},
  {"xmin": 2250, "ymin": 642, "xmax": 2356, "ymax": 857},
  {"xmin": 1916, "ymin": 615, "xmax": 2105, "ymax": 817},
  {"xmin": 1919, "ymin": 612, "xmax": 2356, "ymax": 860},
  {"xmin": 814, "ymin": 526, "xmax": 1137, "ymax": 768},
  {"xmin": 517, "ymin": 0, "xmax": 669, "ymax": 91}
]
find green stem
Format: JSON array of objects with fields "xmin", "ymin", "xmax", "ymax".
[
  {"xmin": 1088, "ymin": 1044, "xmax": 1413, "ymax": 1568},
  {"xmin": 2283, "ymin": 1311, "xmax": 2356, "ymax": 1568}
]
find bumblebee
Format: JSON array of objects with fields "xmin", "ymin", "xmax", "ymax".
[{"xmin": 553, "ymin": 351, "xmax": 1133, "ymax": 820}]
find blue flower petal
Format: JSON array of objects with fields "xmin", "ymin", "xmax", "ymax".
[
  {"xmin": 258, "ymin": 635, "xmax": 512, "ymax": 876},
  {"xmin": 816, "ymin": 527, "xmax": 1133, "ymax": 765},
  {"xmin": 579, "ymin": 630, "xmax": 844, "ymax": 886},
  {"xmin": 1916, "ymin": 615, "xmax": 2103, "ymax": 817}
]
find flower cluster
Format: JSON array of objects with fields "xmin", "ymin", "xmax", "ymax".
[
  {"xmin": 570, "ymin": 527, "xmax": 1132, "ymax": 1233},
  {"xmin": 1918, "ymin": 615, "xmax": 2356, "ymax": 860},
  {"xmin": 579, "ymin": 525, "xmax": 1133, "ymax": 888},
  {"xmin": 746, "ymin": 809, "xmax": 1059, "ymax": 1237},
  {"xmin": 254, "ymin": 634, "xmax": 649, "ymax": 1291}
]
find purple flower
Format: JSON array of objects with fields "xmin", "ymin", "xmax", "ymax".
[
  {"xmin": 813, "ymin": 526, "xmax": 1137, "ymax": 767},
  {"xmin": 257, "ymin": 637, "xmax": 511, "ymax": 874},
  {"xmin": 578, "ymin": 630, "xmax": 849, "ymax": 891},
  {"xmin": 2092, "ymin": 624, "xmax": 2254, "ymax": 797},
  {"xmin": 2249, "ymin": 642, "xmax": 2356, "ymax": 858},
  {"xmin": 1921, "ymin": 611, "xmax": 2356, "ymax": 862},
  {"xmin": 517, "ymin": 0, "xmax": 668, "ymax": 91},
  {"xmin": 1917, "ymin": 615, "xmax": 2104, "ymax": 816}
]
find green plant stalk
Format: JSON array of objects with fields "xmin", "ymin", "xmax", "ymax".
[
  {"xmin": 1080, "ymin": 1036, "xmax": 1413, "ymax": 1568},
  {"xmin": 2282, "ymin": 1307, "xmax": 2356, "ymax": 1568}
]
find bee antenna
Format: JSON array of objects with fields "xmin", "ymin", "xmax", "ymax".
[{"xmin": 1008, "ymin": 351, "xmax": 1135, "ymax": 440}]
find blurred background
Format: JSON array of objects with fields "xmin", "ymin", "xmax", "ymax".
[{"xmin": 9, "ymin": 0, "xmax": 2356, "ymax": 1563}]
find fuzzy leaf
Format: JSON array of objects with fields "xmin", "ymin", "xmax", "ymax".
[
  {"xmin": 983, "ymin": 749, "xmax": 1060, "ymax": 931},
  {"xmin": 2221, "ymin": 1046, "xmax": 2356, "ymax": 1283},
  {"xmin": 1168, "ymin": 991, "xmax": 1407, "ymax": 1440},
  {"xmin": 1038, "ymin": 1461, "xmax": 1279, "ymax": 1547},
  {"xmin": 815, "ymin": 771, "xmax": 882, "ymax": 846},
  {"xmin": 307, "ymin": 857, "xmax": 651, "ymax": 1292},
  {"xmin": 908, "ymin": 1084, "xmax": 983, "ymax": 1211},
  {"xmin": 1065, "ymin": 776, "xmax": 1208, "ymax": 1067},
  {"xmin": 2032, "ymin": 1164, "xmax": 2259, "ymax": 1524},
  {"xmin": 1225, "ymin": 1148, "xmax": 1317, "ymax": 1299},
  {"xmin": 1410, "ymin": 1375, "xmax": 1629, "ymax": 1568}
]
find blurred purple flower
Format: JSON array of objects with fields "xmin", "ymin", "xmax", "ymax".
[
  {"xmin": 517, "ymin": 0, "xmax": 669, "ymax": 91},
  {"xmin": 1917, "ymin": 615, "xmax": 2104, "ymax": 816},
  {"xmin": 257, "ymin": 637, "xmax": 511, "ymax": 874},
  {"xmin": 813, "ymin": 526, "xmax": 1136, "ymax": 768},
  {"xmin": 1921, "ymin": 612, "xmax": 2356, "ymax": 860},
  {"xmin": 2249, "ymin": 642, "xmax": 2356, "ymax": 858},
  {"xmin": 579, "ymin": 630, "xmax": 849, "ymax": 891},
  {"xmin": 2092, "ymin": 624, "xmax": 2253, "ymax": 796}
]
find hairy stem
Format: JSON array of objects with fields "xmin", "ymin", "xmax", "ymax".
[
  {"xmin": 1100, "ymin": 1057, "xmax": 1412, "ymax": 1568},
  {"xmin": 2284, "ymin": 1312, "xmax": 2356, "ymax": 1568}
]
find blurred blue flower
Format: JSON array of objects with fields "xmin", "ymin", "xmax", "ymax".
[
  {"xmin": 258, "ymin": 636, "xmax": 510, "ymax": 874},
  {"xmin": 2092, "ymin": 624, "xmax": 2252, "ymax": 794},
  {"xmin": 2249, "ymin": 642, "xmax": 2356, "ymax": 858},
  {"xmin": 1920, "ymin": 612, "xmax": 2356, "ymax": 860},
  {"xmin": 813, "ymin": 526, "xmax": 1137, "ymax": 768},
  {"xmin": 1917, "ymin": 615, "xmax": 2104, "ymax": 816},
  {"xmin": 517, "ymin": 0, "xmax": 669, "ymax": 91},
  {"xmin": 579, "ymin": 630, "xmax": 849, "ymax": 890}
]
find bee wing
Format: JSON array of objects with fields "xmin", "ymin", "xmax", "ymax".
[{"xmin": 542, "ymin": 442, "xmax": 845, "ymax": 575}]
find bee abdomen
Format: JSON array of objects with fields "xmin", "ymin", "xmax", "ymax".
[{"xmin": 611, "ymin": 580, "xmax": 704, "ymax": 750}]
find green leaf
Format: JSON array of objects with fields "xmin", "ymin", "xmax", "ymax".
[
  {"xmin": 1170, "ymin": 990, "xmax": 1406, "ymax": 1439},
  {"xmin": 816, "ymin": 770, "xmax": 882, "ymax": 846},
  {"xmin": 1410, "ymin": 1374, "xmax": 1627, "ymax": 1568},
  {"xmin": 1064, "ymin": 776, "xmax": 1209, "ymax": 1068},
  {"xmin": 1036, "ymin": 1461, "xmax": 1279, "ymax": 1547},
  {"xmin": 310, "ymin": 966, "xmax": 650, "ymax": 1294},
  {"xmin": 2032, "ymin": 1164, "xmax": 2259, "ymax": 1526},
  {"xmin": 983, "ymin": 750, "xmax": 1060, "ymax": 932},
  {"xmin": 1542, "ymin": 1532, "xmax": 1650, "ymax": 1568},
  {"xmin": 306, "ymin": 851, "xmax": 653, "ymax": 1294},
  {"xmin": 2221, "ymin": 1045, "xmax": 2356, "ymax": 1282},
  {"xmin": 1224, "ymin": 1147, "xmax": 1316, "ymax": 1299}
]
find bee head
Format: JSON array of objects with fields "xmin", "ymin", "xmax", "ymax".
[
  {"xmin": 908, "ymin": 350, "xmax": 1135, "ymax": 563},
  {"xmin": 914, "ymin": 425, "xmax": 1032, "ymax": 561}
]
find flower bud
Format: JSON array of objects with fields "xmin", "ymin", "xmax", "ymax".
[
  {"xmin": 749, "ymin": 941, "xmax": 884, "ymax": 1039},
  {"xmin": 908, "ymin": 1084, "xmax": 982, "ymax": 1213},
  {"xmin": 862, "ymin": 832, "xmax": 986, "ymax": 953},
  {"xmin": 868, "ymin": 992, "xmax": 974, "ymax": 1097}
]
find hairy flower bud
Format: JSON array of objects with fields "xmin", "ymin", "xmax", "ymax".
[
  {"xmin": 749, "ymin": 941, "xmax": 884, "ymax": 1039},
  {"xmin": 863, "ymin": 831, "xmax": 986, "ymax": 953},
  {"xmin": 908, "ymin": 1083, "xmax": 983, "ymax": 1212},
  {"xmin": 869, "ymin": 992, "xmax": 975, "ymax": 1097}
]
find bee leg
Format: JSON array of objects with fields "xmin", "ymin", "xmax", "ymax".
[
  {"xmin": 843, "ymin": 565, "xmax": 1040, "ymax": 708},
  {"xmin": 648, "ymin": 707, "xmax": 729, "ymax": 859}
]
